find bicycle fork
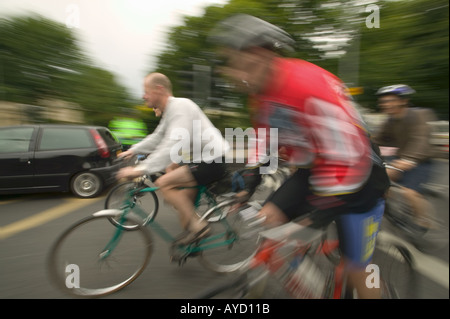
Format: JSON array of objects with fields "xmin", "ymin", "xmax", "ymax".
[{"xmin": 97, "ymin": 210, "xmax": 132, "ymax": 260}]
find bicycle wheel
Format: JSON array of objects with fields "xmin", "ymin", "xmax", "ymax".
[
  {"xmin": 371, "ymin": 232, "xmax": 416, "ymax": 299},
  {"xmin": 197, "ymin": 202, "xmax": 261, "ymax": 273},
  {"xmin": 105, "ymin": 181, "xmax": 159, "ymax": 230},
  {"xmin": 385, "ymin": 185, "xmax": 448, "ymax": 253},
  {"xmin": 47, "ymin": 212, "xmax": 153, "ymax": 297},
  {"xmin": 385, "ymin": 186, "xmax": 421, "ymax": 236},
  {"xmin": 319, "ymin": 222, "xmax": 413, "ymax": 299}
]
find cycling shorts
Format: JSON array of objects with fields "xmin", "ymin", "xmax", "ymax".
[
  {"xmin": 335, "ymin": 198, "xmax": 385, "ymax": 268},
  {"xmin": 188, "ymin": 157, "xmax": 227, "ymax": 186},
  {"xmin": 265, "ymin": 169, "xmax": 383, "ymax": 220},
  {"xmin": 265, "ymin": 168, "xmax": 385, "ymax": 268}
]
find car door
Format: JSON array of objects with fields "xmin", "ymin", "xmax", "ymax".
[
  {"xmin": 33, "ymin": 126, "xmax": 94, "ymax": 191},
  {"xmin": 0, "ymin": 126, "xmax": 37, "ymax": 192}
]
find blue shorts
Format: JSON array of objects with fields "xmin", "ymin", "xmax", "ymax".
[{"xmin": 335, "ymin": 198, "xmax": 385, "ymax": 269}]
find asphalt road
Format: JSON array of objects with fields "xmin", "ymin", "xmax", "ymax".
[{"xmin": 0, "ymin": 159, "xmax": 448, "ymax": 301}]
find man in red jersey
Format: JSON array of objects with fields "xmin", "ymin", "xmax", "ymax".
[{"xmin": 210, "ymin": 14, "xmax": 389, "ymax": 298}]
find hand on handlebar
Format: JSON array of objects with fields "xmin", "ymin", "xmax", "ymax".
[
  {"xmin": 118, "ymin": 149, "xmax": 135, "ymax": 160},
  {"xmin": 385, "ymin": 159, "xmax": 415, "ymax": 182},
  {"xmin": 116, "ymin": 166, "xmax": 145, "ymax": 180}
]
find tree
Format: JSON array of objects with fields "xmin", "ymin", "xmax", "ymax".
[
  {"xmin": 0, "ymin": 15, "xmax": 85, "ymax": 103},
  {"xmin": 151, "ymin": 0, "xmax": 449, "ymax": 123},
  {"xmin": 0, "ymin": 14, "xmax": 135, "ymax": 125},
  {"xmin": 357, "ymin": 0, "xmax": 449, "ymax": 119}
]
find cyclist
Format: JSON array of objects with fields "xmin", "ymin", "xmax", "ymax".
[
  {"xmin": 209, "ymin": 14, "xmax": 389, "ymax": 298},
  {"xmin": 117, "ymin": 72, "xmax": 230, "ymax": 244},
  {"xmin": 373, "ymin": 84, "xmax": 437, "ymax": 233}
]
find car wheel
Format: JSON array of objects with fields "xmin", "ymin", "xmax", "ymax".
[{"xmin": 70, "ymin": 172, "xmax": 103, "ymax": 198}]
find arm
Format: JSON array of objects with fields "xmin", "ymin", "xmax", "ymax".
[
  {"xmin": 129, "ymin": 120, "xmax": 165, "ymax": 154},
  {"xmin": 372, "ymin": 119, "xmax": 393, "ymax": 147},
  {"xmin": 117, "ymin": 118, "xmax": 165, "ymax": 161},
  {"xmin": 134, "ymin": 107, "xmax": 192, "ymax": 175},
  {"xmin": 397, "ymin": 108, "xmax": 435, "ymax": 163}
]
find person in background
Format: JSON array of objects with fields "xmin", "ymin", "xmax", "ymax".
[
  {"xmin": 373, "ymin": 84, "xmax": 437, "ymax": 232},
  {"xmin": 108, "ymin": 116, "xmax": 148, "ymax": 151}
]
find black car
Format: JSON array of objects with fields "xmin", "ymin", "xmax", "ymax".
[{"xmin": 0, "ymin": 124, "xmax": 123, "ymax": 198}]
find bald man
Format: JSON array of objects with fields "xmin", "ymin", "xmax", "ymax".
[{"xmin": 117, "ymin": 73, "xmax": 230, "ymax": 244}]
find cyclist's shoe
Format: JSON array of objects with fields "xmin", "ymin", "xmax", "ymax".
[{"xmin": 173, "ymin": 225, "xmax": 211, "ymax": 246}]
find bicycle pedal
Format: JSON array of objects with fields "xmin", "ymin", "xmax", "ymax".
[
  {"xmin": 170, "ymin": 250, "xmax": 198, "ymax": 265},
  {"xmin": 170, "ymin": 254, "xmax": 183, "ymax": 263},
  {"xmin": 178, "ymin": 257, "xmax": 187, "ymax": 267}
]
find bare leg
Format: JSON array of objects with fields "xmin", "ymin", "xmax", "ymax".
[
  {"xmin": 386, "ymin": 168, "xmax": 432, "ymax": 229},
  {"xmin": 155, "ymin": 165, "xmax": 208, "ymax": 232},
  {"xmin": 402, "ymin": 188, "xmax": 432, "ymax": 228},
  {"xmin": 257, "ymin": 201, "xmax": 289, "ymax": 227}
]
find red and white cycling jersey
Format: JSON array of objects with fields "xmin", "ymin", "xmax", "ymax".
[{"xmin": 249, "ymin": 58, "xmax": 372, "ymax": 196}]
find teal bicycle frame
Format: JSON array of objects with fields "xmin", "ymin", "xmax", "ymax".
[{"xmin": 100, "ymin": 183, "xmax": 239, "ymax": 261}]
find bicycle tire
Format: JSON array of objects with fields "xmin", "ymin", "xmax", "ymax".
[
  {"xmin": 47, "ymin": 212, "xmax": 153, "ymax": 297},
  {"xmin": 105, "ymin": 181, "xmax": 159, "ymax": 230},
  {"xmin": 372, "ymin": 232, "xmax": 416, "ymax": 299},
  {"xmin": 385, "ymin": 184, "xmax": 448, "ymax": 253},
  {"xmin": 242, "ymin": 243, "xmax": 336, "ymax": 299},
  {"xmin": 195, "ymin": 266, "xmax": 279, "ymax": 299},
  {"xmin": 197, "ymin": 201, "xmax": 261, "ymax": 273},
  {"xmin": 319, "ymin": 222, "xmax": 413, "ymax": 299}
]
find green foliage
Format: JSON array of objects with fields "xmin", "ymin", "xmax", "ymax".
[
  {"xmin": 0, "ymin": 15, "xmax": 83, "ymax": 103},
  {"xmin": 0, "ymin": 14, "xmax": 135, "ymax": 125},
  {"xmin": 357, "ymin": 0, "xmax": 449, "ymax": 119},
  {"xmin": 152, "ymin": 0, "xmax": 449, "ymax": 122}
]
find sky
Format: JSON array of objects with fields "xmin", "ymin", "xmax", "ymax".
[{"xmin": 0, "ymin": 0, "xmax": 228, "ymax": 99}]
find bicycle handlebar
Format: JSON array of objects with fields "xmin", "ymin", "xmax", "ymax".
[{"xmin": 384, "ymin": 164, "xmax": 404, "ymax": 173}]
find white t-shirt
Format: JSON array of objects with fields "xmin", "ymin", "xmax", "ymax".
[{"xmin": 131, "ymin": 96, "xmax": 229, "ymax": 174}]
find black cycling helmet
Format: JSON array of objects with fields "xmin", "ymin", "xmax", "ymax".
[
  {"xmin": 209, "ymin": 14, "xmax": 295, "ymax": 53},
  {"xmin": 376, "ymin": 84, "xmax": 416, "ymax": 97}
]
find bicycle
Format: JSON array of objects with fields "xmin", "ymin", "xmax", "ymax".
[
  {"xmin": 47, "ymin": 168, "xmax": 266, "ymax": 297},
  {"xmin": 194, "ymin": 205, "xmax": 416, "ymax": 299},
  {"xmin": 382, "ymin": 166, "xmax": 448, "ymax": 253},
  {"xmin": 194, "ymin": 159, "xmax": 450, "ymax": 299}
]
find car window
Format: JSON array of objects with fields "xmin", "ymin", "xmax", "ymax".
[
  {"xmin": 39, "ymin": 128, "xmax": 92, "ymax": 150},
  {"xmin": 97, "ymin": 128, "xmax": 120, "ymax": 146},
  {"xmin": 0, "ymin": 127, "xmax": 34, "ymax": 153}
]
